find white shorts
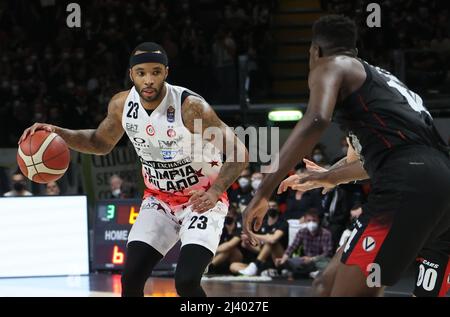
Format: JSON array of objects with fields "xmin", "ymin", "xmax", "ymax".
[{"xmin": 127, "ymin": 196, "xmax": 228, "ymax": 256}]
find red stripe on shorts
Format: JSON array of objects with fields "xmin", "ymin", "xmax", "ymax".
[
  {"xmin": 438, "ymin": 257, "xmax": 450, "ymax": 297},
  {"xmin": 345, "ymin": 220, "xmax": 391, "ymax": 277}
]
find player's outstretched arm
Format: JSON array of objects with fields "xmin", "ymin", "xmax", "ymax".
[
  {"xmin": 279, "ymin": 138, "xmax": 369, "ymax": 194},
  {"xmin": 19, "ymin": 91, "xmax": 127, "ymax": 155},
  {"xmin": 293, "ymin": 160, "xmax": 369, "ymax": 194},
  {"xmin": 183, "ymin": 96, "xmax": 249, "ymax": 213}
]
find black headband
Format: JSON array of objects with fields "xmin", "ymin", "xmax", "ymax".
[{"xmin": 129, "ymin": 51, "xmax": 168, "ymax": 68}]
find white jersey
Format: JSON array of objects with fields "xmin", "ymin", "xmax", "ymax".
[{"xmin": 122, "ymin": 83, "xmax": 228, "ymax": 210}]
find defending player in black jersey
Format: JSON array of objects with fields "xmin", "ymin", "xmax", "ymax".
[{"xmin": 243, "ymin": 15, "xmax": 450, "ymax": 297}]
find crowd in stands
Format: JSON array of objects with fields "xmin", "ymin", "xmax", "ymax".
[
  {"xmin": 0, "ymin": 0, "xmax": 276, "ymax": 148},
  {"xmin": 322, "ymin": 0, "xmax": 450, "ymax": 95}
]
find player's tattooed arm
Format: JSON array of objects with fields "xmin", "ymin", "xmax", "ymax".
[
  {"xmin": 19, "ymin": 91, "xmax": 127, "ymax": 155},
  {"xmin": 183, "ymin": 96, "xmax": 249, "ymax": 212}
]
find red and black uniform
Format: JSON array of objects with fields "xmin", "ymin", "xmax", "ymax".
[{"xmin": 334, "ymin": 59, "xmax": 450, "ymax": 297}]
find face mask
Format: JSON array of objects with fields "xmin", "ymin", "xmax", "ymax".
[
  {"xmin": 307, "ymin": 221, "xmax": 318, "ymax": 233},
  {"xmin": 224, "ymin": 216, "xmax": 234, "ymax": 225},
  {"xmin": 238, "ymin": 177, "xmax": 250, "ymax": 188},
  {"xmin": 112, "ymin": 189, "xmax": 121, "ymax": 197},
  {"xmin": 268, "ymin": 208, "xmax": 279, "ymax": 218},
  {"xmin": 313, "ymin": 154, "xmax": 323, "ymax": 162},
  {"xmin": 251, "ymin": 179, "xmax": 261, "ymax": 190},
  {"xmin": 13, "ymin": 181, "xmax": 26, "ymax": 192}
]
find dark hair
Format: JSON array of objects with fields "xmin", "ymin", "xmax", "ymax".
[
  {"xmin": 304, "ymin": 208, "xmax": 320, "ymax": 219},
  {"xmin": 312, "ymin": 15, "xmax": 357, "ymax": 56},
  {"xmin": 130, "ymin": 42, "xmax": 167, "ymax": 58}
]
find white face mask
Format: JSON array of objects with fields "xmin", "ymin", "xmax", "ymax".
[
  {"xmin": 307, "ymin": 221, "xmax": 318, "ymax": 233},
  {"xmin": 251, "ymin": 179, "xmax": 261, "ymax": 190},
  {"xmin": 313, "ymin": 154, "xmax": 323, "ymax": 162},
  {"xmin": 112, "ymin": 189, "xmax": 121, "ymax": 197},
  {"xmin": 238, "ymin": 177, "xmax": 250, "ymax": 188}
]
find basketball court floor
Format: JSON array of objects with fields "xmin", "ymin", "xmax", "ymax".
[{"xmin": 0, "ymin": 272, "xmax": 430, "ymax": 297}]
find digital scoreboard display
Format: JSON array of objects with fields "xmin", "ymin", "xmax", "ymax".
[{"xmin": 93, "ymin": 199, "xmax": 179, "ymax": 271}]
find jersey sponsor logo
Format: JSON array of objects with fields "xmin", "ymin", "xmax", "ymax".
[
  {"xmin": 133, "ymin": 137, "xmax": 146, "ymax": 144},
  {"xmin": 167, "ymin": 128, "xmax": 176, "ymax": 138},
  {"xmin": 125, "ymin": 123, "xmax": 138, "ymax": 133},
  {"xmin": 362, "ymin": 236, "xmax": 376, "ymax": 252},
  {"xmin": 417, "ymin": 258, "xmax": 440, "ymax": 269},
  {"xmin": 167, "ymin": 105, "xmax": 175, "ymax": 123},
  {"xmin": 146, "ymin": 124, "xmax": 155, "ymax": 136},
  {"xmin": 142, "ymin": 163, "xmax": 201, "ymax": 192},
  {"xmin": 132, "ymin": 137, "xmax": 151, "ymax": 149},
  {"xmin": 158, "ymin": 140, "xmax": 183, "ymax": 160},
  {"xmin": 140, "ymin": 157, "xmax": 192, "ymax": 169}
]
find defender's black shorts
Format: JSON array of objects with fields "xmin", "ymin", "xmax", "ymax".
[{"xmin": 341, "ymin": 145, "xmax": 450, "ymax": 296}]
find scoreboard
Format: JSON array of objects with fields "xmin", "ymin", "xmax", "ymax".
[{"xmin": 93, "ymin": 199, "xmax": 179, "ymax": 271}]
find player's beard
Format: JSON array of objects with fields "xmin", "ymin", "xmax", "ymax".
[{"xmin": 139, "ymin": 87, "xmax": 160, "ymax": 102}]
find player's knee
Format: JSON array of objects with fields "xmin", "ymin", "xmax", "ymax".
[{"xmin": 175, "ymin": 274, "xmax": 201, "ymax": 297}]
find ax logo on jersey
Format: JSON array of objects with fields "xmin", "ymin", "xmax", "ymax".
[
  {"xmin": 125, "ymin": 123, "xmax": 139, "ymax": 133},
  {"xmin": 158, "ymin": 140, "xmax": 183, "ymax": 160},
  {"xmin": 140, "ymin": 157, "xmax": 203, "ymax": 192}
]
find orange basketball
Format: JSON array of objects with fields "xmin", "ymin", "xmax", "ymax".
[{"xmin": 17, "ymin": 130, "xmax": 70, "ymax": 184}]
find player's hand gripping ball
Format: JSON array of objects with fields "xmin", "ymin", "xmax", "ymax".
[{"xmin": 17, "ymin": 130, "xmax": 70, "ymax": 184}]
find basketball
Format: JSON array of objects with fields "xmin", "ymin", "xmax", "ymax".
[{"xmin": 16, "ymin": 130, "xmax": 70, "ymax": 184}]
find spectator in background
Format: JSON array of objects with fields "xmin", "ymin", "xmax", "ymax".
[
  {"xmin": 333, "ymin": 136, "xmax": 349, "ymax": 163},
  {"xmin": 4, "ymin": 172, "xmax": 32, "ymax": 197},
  {"xmin": 208, "ymin": 207, "xmax": 243, "ymax": 274},
  {"xmin": 275, "ymin": 208, "xmax": 332, "ymax": 279},
  {"xmin": 120, "ymin": 180, "xmax": 139, "ymax": 199},
  {"xmin": 212, "ymin": 28, "xmax": 237, "ymax": 104},
  {"xmin": 229, "ymin": 169, "xmax": 253, "ymax": 213},
  {"xmin": 310, "ymin": 144, "xmax": 330, "ymax": 168},
  {"xmin": 109, "ymin": 174, "xmax": 123, "ymax": 199},
  {"xmin": 0, "ymin": 167, "xmax": 10, "ymax": 196},
  {"xmin": 284, "ymin": 168, "xmax": 325, "ymax": 220},
  {"xmin": 322, "ymin": 183, "xmax": 363, "ymax": 251},
  {"xmin": 250, "ymin": 171, "xmax": 263, "ymax": 193},
  {"xmin": 45, "ymin": 181, "xmax": 61, "ymax": 195},
  {"xmin": 235, "ymin": 201, "xmax": 289, "ymax": 276},
  {"xmin": 338, "ymin": 204, "xmax": 363, "ymax": 251}
]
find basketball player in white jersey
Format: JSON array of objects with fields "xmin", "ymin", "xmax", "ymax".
[{"xmin": 19, "ymin": 42, "xmax": 249, "ymax": 297}]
